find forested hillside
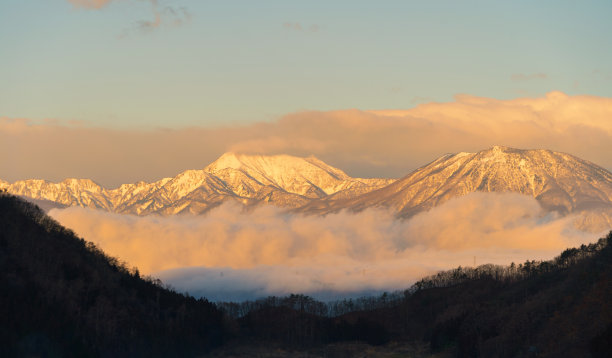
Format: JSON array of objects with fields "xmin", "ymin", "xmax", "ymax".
[
  {"xmin": 0, "ymin": 193, "xmax": 224, "ymax": 357},
  {"xmin": 1, "ymin": 192, "xmax": 610, "ymax": 357},
  {"xmin": 216, "ymin": 232, "xmax": 612, "ymax": 357}
]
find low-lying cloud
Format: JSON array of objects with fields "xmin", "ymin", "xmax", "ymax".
[
  {"xmin": 3, "ymin": 92, "xmax": 612, "ymax": 187},
  {"xmin": 48, "ymin": 192, "xmax": 603, "ymax": 301}
]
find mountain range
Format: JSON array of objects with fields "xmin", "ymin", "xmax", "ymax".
[
  {"xmin": 0, "ymin": 152, "xmax": 393, "ymax": 215},
  {"xmin": 2, "ymin": 146, "xmax": 612, "ymax": 230}
]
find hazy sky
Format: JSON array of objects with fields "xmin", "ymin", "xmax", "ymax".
[{"xmin": 2, "ymin": 0, "xmax": 612, "ymax": 127}]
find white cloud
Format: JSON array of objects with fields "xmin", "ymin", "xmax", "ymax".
[
  {"xmin": 48, "ymin": 192, "xmax": 603, "ymax": 301},
  {"xmin": 4, "ymin": 92, "xmax": 612, "ymax": 187}
]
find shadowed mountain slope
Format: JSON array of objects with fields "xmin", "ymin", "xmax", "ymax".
[{"xmin": 0, "ymin": 193, "xmax": 224, "ymax": 357}]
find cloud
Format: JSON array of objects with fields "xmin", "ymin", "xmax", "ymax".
[
  {"xmin": 4, "ymin": 92, "xmax": 612, "ymax": 187},
  {"xmin": 134, "ymin": 2, "xmax": 191, "ymax": 33},
  {"xmin": 66, "ymin": 0, "xmax": 191, "ymax": 36},
  {"xmin": 511, "ymin": 73, "xmax": 548, "ymax": 81},
  {"xmin": 68, "ymin": 0, "xmax": 114, "ymax": 9},
  {"xmin": 48, "ymin": 192, "xmax": 602, "ymax": 301}
]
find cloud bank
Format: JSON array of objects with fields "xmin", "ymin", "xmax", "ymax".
[
  {"xmin": 4, "ymin": 92, "xmax": 612, "ymax": 187},
  {"xmin": 48, "ymin": 192, "xmax": 602, "ymax": 301}
]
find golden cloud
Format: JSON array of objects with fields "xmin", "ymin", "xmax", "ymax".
[
  {"xmin": 3, "ymin": 92, "xmax": 612, "ymax": 187},
  {"xmin": 48, "ymin": 193, "xmax": 601, "ymax": 300},
  {"xmin": 67, "ymin": 0, "xmax": 114, "ymax": 9}
]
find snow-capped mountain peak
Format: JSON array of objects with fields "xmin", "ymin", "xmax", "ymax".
[
  {"xmin": 204, "ymin": 152, "xmax": 244, "ymax": 172},
  {"xmin": 6, "ymin": 147, "xmax": 611, "ymax": 232},
  {"xmin": 307, "ymin": 146, "xmax": 612, "ymax": 222},
  {"xmin": 2, "ymin": 152, "xmax": 394, "ymax": 215},
  {"xmin": 204, "ymin": 152, "xmax": 368, "ymax": 196}
]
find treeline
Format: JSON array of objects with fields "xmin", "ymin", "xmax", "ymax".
[
  {"xmin": 214, "ymin": 232, "xmax": 612, "ymax": 357},
  {"xmin": 412, "ymin": 238, "xmax": 609, "ymax": 290},
  {"xmin": 218, "ymin": 291, "xmax": 407, "ymax": 319},
  {"xmin": 218, "ymin": 237, "xmax": 611, "ymax": 319},
  {"xmin": 2, "ymin": 191, "xmax": 611, "ymax": 357}
]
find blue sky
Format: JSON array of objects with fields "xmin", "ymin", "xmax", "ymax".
[{"xmin": 1, "ymin": 0, "xmax": 611, "ymax": 127}]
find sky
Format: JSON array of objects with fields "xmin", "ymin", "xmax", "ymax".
[{"xmin": 1, "ymin": 0, "xmax": 612, "ymax": 128}]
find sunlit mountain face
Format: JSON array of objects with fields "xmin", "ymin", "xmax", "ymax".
[
  {"xmin": 4, "ymin": 146, "xmax": 612, "ymax": 232},
  {"xmin": 0, "ymin": 152, "xmax": 394, "ymax": 215},
  {"xmin": 300, "ymin": 146, "xmax": 612, "ymax": 231}
]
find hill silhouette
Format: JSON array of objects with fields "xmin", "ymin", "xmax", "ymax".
[
  {"xmin": 0, "ymin": 192, "xmax": 224, "ymax": 357},
  {"xmin": 1, "ymin": 191, "xmax": 611, "ymax": 357},
  {"xmin": 216, "ymin": 233, "xmax": 612, "ymax": 357}
]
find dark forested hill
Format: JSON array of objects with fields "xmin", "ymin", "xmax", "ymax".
[
  {"xmin": 216, "ymin": 232, "xmax": 612, "ymax": 357},
  {"xmin": 0, "ymin": 193, "xmax": 224, "ymax": 357},
  {"xmin": 1, "ymin": 191, "xmax": 611, "ymax": 357}
]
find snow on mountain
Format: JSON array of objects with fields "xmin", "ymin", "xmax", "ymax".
[
  {"xmin": 204, "ymin": 152, "xmax": 393, "ymax": 198},
  {"xmin": 301, "ymin": 146, "xmax": 612, "ymax": 224},
  {"xmin": 3, "ymin": 178, "xmax": 113, "ymax": 210},
  {"xmin": 5, "ymin": 147, "xmax": 612, "ymax": 232},
  {"xmin": 2, "ymin": 153, "xmax": 393, "ymax": 215}
]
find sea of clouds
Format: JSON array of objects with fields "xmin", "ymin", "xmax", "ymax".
[{"xmin": 49, "ymin": 192, "xmax": 604, "ymax": 301}]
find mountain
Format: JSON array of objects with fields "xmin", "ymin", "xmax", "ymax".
[
  {"xmin": 3, "ymin": 147, "xmax": 612, "ymax": 229},
  {"xmin": 1, "ymin": 178, "xmax": 113, "ymax": 210},
  {"xmin": 0, "ymin": 193, "xmax": 224, "ymax": 357},
  {"xmin": 205, "ymin": 152, "xmax": 392, "ymax": 198},
  {"xmin": 300, "ymin": 146, "xmax": 612, "ymax": 228},
  {"xmin": 0, "ymin": 153, "xmax": 394, "ymax": 215}
]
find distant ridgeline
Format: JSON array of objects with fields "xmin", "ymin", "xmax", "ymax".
[
  {"xmin": 1, "ymin": 192, "xmax": 611, "ymax": 357},
  {"xmin": 3, "ymin": 147, "xmax": 612, "ymax": 232}
]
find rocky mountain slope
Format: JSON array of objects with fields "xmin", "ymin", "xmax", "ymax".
[
  {"xmin": 3, "ymin": 147, "xmax": 612, "ymax": 231},
  {"xmin": 299, "ymin": 146, "xmax": 612, "ymax": 230},
  {"xmin": 0, "ymin": 153, "xmax": 394, "ymax": 215}
]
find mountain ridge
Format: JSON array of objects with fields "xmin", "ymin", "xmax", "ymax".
[
  {"xmin": 3, "ymin": 147, "xmax": 612, "ymax": 231},
  {"xmin": 0, "ymin": 153, "xmax": 394, "ymax": 215},
  {"xmin": 296, "ymin": 146, "xmax": 612, "ymax": 232}
]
